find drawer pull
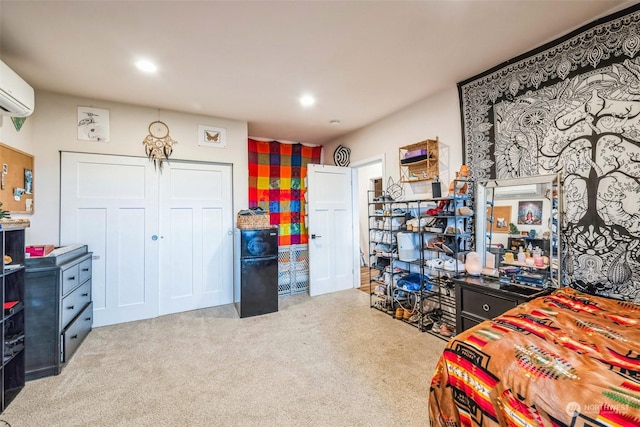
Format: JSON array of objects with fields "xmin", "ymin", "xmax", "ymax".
[
  {"xmin": 482, "ymin": 304, "xmax": 490, "ymax": 312},
  {"xmin": 70, "ymin": 334, "xmax": 78, "ymax": 340},
  {"xmin": 67, "ymin": 305, "xmax": 75, "ymax": 310},
  {"xmin": 67, "ymin": 276, "xmax": 76, "ymax": 280},
  {"xmin": 82, "ymin": 268, "xmax": 89, "ymax": 272},
  {"xmin": 85, "ymin": 317, "xmax": 92, "ymax": 321},
  {"xmin": 81, "ymin": 293, "xmax": 89, "ymax": 297}
]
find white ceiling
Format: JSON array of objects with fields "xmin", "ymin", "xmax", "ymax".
[{"xmin": 1, "ymin": 0, "xmax": 636, "ymax": 145}]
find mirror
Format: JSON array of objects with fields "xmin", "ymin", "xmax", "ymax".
[{"xmin": 475, "ymin": 174, "xmax": 562, "ymax": 288}]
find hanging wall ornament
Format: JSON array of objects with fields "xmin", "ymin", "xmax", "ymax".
[
  {"xmin": 333, "ymin": 145, "xmax": 351, "ymax": 167},
  {"xmin": 143, "ymin": 120, "xmax": 177, "ymax": 170}
]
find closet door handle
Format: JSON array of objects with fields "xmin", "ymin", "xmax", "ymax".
[
  {"xmin": 67, "ymin": 276, "xmax": 76, "ymax": 281},
  {"xmin": 67, "ymin": 305, "xmax": 75, "ymax": 310}
]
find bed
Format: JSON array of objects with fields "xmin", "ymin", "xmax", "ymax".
[{"xmin": 429, "ymin": 286, "xmax": 640, "ymax": 426}]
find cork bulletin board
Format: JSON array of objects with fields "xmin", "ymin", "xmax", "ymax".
[{"xmin": 0, "ymin": 143, "xmax": 34, "ymax": 213}]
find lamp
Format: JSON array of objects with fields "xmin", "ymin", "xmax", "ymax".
[{"xmin": 465, "ymin": 251, "xmax": 482, "ymax": 275}]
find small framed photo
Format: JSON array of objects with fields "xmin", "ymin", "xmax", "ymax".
[
  {"xmin": 517, "ymin": 200, "xmax": 543, "ymax": 225},
  {"xmin": 521, "ymin": 231, "xmax": 530, "ymax": 237},
  {"xmin": 198, "ymin": 125, "xmax": 226, "ymax": 148}
]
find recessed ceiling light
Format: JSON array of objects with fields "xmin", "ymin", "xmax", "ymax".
[
  {"xmin": 299, "ymin": 94, "xmax": 315, "ymax": 107},
  {"xmin": 135, "ymin": 59, "xmax": 157, "ymax": 73},
  {"xmin": 330, "ymin": 120, "xmax": 341, "ymax": 125}
]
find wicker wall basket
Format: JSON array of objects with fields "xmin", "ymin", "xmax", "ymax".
[{"xmin": 236, "ymin": 211, "xmax": 271, "ymax": 229}]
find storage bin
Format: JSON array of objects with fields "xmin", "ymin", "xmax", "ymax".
[{"xmin": 397, "ymin": 232, "xmax": 418, "ymax": 262}]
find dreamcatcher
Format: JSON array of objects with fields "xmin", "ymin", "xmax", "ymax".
[{"xmin": 143, "ymin": 120, "xmax": 178, "ymax": 170}]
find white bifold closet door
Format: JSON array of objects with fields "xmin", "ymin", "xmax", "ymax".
[{"xmin": 60, "ymin": 152, "xmax": 233, "ymax": 327}]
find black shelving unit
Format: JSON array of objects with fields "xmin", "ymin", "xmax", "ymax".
[
  {"xmin": 0, "ymin": 220, "xmax": 28, "ymax": 412},
  {"xmin": 367, "ymin": 179, "xmax": 474, "ymax": 341}
]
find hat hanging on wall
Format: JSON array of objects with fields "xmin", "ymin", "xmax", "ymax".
[
  {"xmin": 333, "ymin": 145, "xmax": 351, "ymax": 167},
  {"xmin": 143, "ymin": 120, "xmax": 178, "ymax": 170}
]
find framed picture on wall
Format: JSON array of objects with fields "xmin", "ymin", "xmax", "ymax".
[
  {"xmin": 198, "ymin": 125, "xmax": 227, "ymax": 148},
  {"xmin": 77, "ymin": 106, "xmax": 110, "ymax": 142},
  {"xmin": 517, "ymin": 200, "xmax": 543, "ymax": 225},
  {"xmin": 487, "ymin": 205, "xmax": 511, "ymax": 233}
]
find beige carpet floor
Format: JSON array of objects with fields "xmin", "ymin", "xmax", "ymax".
[{"xmin": 0, "ymin": 289, "xmax": 447, "ymax": 427}]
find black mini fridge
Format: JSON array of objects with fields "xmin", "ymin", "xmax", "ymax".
[{"xmin": 234, "ymin": 228, "xmax": 279, "ymax": 318}]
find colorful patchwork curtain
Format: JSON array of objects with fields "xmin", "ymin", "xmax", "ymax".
[{"xmin": 248, "ymin": 139, "xmax": 322, "ymax": 246}]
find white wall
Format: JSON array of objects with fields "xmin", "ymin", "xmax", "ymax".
[
  {"xmin": 0, "ymin": 90, "xmax": 248, "ymax": 245},
  {"xmin": 325, "ymin": 86, "xmax": 465, "ymax": 194}
]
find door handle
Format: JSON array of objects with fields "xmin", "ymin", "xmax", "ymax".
[{"xmin": 311, "ymin": 234, "xmax": 322, "ymax": 239}]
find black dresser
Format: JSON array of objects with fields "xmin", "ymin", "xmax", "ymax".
[
  {"xmin": 454, "ymin": 276, "xmax": 550, "ymax": 334},
  {"xmin": 24, "ymin": 245, "xmax": 93, "ymax": 380}
]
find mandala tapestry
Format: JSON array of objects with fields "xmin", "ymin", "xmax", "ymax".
[{"xmin": 459, "ymin": 4, "xmax": 640, "ymax": 301}]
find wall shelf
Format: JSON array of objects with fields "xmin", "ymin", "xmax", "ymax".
[{"xmin": 399, "ymin": 138, "xmax": 439, "ymax": 182}]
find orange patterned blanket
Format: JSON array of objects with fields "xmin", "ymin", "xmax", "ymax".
[{"xmin": 429, "ymin": 287, "xmax": 640, "ymax": 426}]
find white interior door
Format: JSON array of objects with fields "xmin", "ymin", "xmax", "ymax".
[
  {"xmin": 158, "ymin": 161, "xmax": 233, "ymax": 315},
  {"xmin": 60, "ymin": 152, "xmax": 160, "ymax": 327},
  {"xmin": 307, "ymin": 164, "xmax": 355, "ymax": 296}
]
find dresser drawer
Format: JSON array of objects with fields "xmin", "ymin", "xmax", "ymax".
[
  {"xmin": 78, "ymin": 257, "xmax": 92, "ymax": 284},
  {"xmin": 460, "ymin": 288, "xmax": 518, "ymax": 320},
  {"xmin": 61, "ymin": 264, "xmax": 79, "ymax": 295},
  {"xmin": 62, "ymin": 302, "xmax": 93, "ymax": 363},
  {"xmin": 61, "ymin": 281, "xmax": 91, "ymax": 328}
]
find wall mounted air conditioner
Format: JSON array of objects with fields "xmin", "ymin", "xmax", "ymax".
[
  {"xmin": 0, "ymin": 60, "xmax": 34, "ymax": 117},
  {"xmin": 494, "ymin": 183, "xmax": 541, "ymax": 199}
]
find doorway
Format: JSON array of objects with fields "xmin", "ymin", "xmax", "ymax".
[{"xmin": 350, "ymin": 155, "xmax": 385, "ymax": 293}]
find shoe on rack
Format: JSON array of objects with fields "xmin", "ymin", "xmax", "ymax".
[
  {"xmin": 445, "ymin": 226, "xmax": 456, "ymax": 235},
  {"xmin": 444, "ymin": 259, "xmax": 465, "ymax": 272},
  {"xmin": 409, "ymin": 313, "xmax": 421, "ymax": 323},
  {"xmin": 440, "ymin": 323, "xmax": 456, "ymax": 337},
  {"xmin": 432, "ymin": 258, "xmax": 445, "ymax": 269},
  {"xmin": 429, "ymin": 219, "xmax": 447, "ymax": 233},
  {"xmin": 423, "ymin": 299, "xmax": 438, "ymax": 312},
  {"xmin": 422, "ymin": 318, "xmax": 434, "ymax": 330},
  {"xmin": 403, "ymin": 309, "xmax": 413, "ymax": 320},
  {"xmin": 426, "ymin": 236, "xmax": 442, "ymax": 250},
  {"xmin": 431, "ymin": 321, "xmax": 442, "ymax": 334},
  {"xmin": 441, "ymin": 238, "xmax": 456, "ymax": 255},
  {"xmin": 395, "ymin": 307, "xmax": 404, "ymax": 319},
  {"xmin": 457, "ymin": 206, "xmax": 474, "ymax": 216},
  {"xmin": 426, "ymin": 207, "xmax": 441, "ymax": 216}
]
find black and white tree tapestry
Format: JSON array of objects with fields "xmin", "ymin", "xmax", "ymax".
[{"xmin": 459, "ymin": 5, "xmax": 640, "ymax": 301}]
